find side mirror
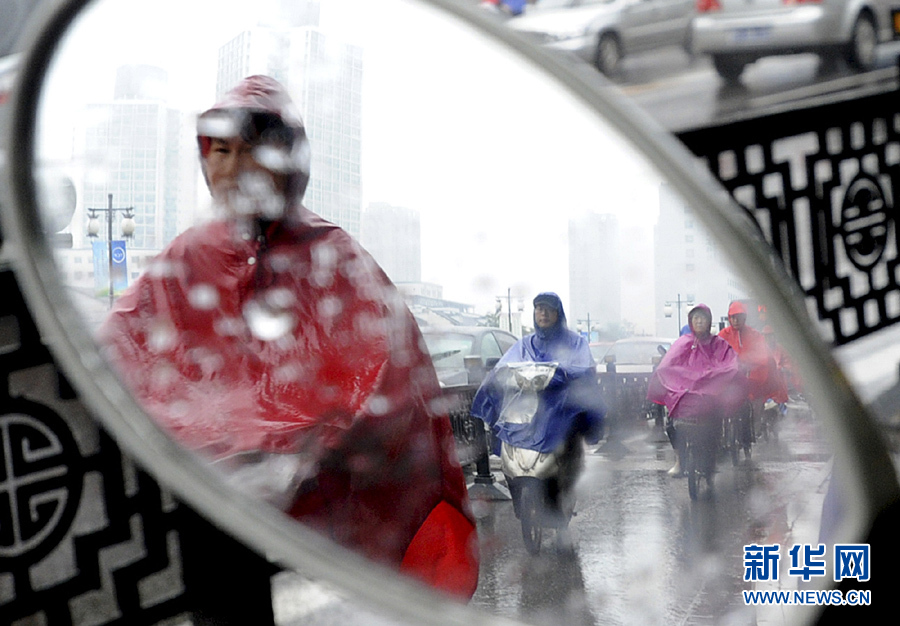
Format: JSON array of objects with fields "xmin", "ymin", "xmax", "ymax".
[{"xmin": 4, "ymin": 0, "xmax": 897, "ymax": 624}]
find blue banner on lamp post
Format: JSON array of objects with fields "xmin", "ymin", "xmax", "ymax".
[
  {"xmin": 92, "ymin": 240, "xmax": 128, "ymax": 296},
  {"xmin": 110, "ymin": 240, "xmax": 128, "ymax": 293}
]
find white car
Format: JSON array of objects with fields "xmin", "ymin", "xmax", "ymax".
[
  {"xmin": 602, "ymin": 336, "xmax": 674, "ymax": 373},
  {"xmin": 509, "ymin": 0, "xmax": 695, "ymax": 75},
  {"xmin": 692, "ymin": 0, "xmax": 900, "ymax": 81}
]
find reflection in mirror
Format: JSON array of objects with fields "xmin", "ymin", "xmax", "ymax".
[
  {"xmin": 504, "ymin": 0, "xmax": 900, "ymax": 131},
  {"xmin": 32, "ymin": 0, "xmax": 841, "ymax": 623}
]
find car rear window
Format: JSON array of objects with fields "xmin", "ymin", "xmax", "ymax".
[{"xmin": 422, "ymin": 333, "xmax": 475, "ymax": 370}]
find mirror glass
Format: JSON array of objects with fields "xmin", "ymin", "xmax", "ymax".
[{"xmin": 30, "ymin": 0, "xmax": 847, "ymax": 623}]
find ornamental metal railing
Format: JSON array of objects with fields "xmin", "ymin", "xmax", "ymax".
[{"xmin": 677, "ymin": 76, "xmax": 900, "ymax": 346}]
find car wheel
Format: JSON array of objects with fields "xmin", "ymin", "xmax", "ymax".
[
  {"xmin": 595, "ymin": 33, "xmax": 621, "ymax": 76},
  {"xmin": 682, "ymin": 27, "xmax": 694, "ymax": 59},
  {"xmin": 712, "ymin": 54, "xmax": 746, "ymax": 82},
  {"xmin": 844, "ymin": 13, "xmax": 877, "ymax": 71}
]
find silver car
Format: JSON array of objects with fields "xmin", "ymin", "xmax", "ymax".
[
  {"xmin": 692, "ymin": 0, "xmax": 899, "ymax": 81},
  {"xmin": 602, "ymin": 336, "xmax": 674, "ymax": 373},
  {"xmin": 421, "ymin": 326, "xmax": 519, "ymax": 386},
  {"xmin": 509, "ymin": 0, "xmax": 695, "ymax": 75}
]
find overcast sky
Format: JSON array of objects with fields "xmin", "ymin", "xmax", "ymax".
[{"xmin": 37, "ymin": 0, "xmax": 663, "ymax": 331}]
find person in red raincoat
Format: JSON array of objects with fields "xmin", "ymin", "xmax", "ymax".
[
  {"xmin": 761, "ymin": 326, "xmax": 790, "ymax": 404},
  {"xmin": 717, "ymin": 300, "xmax": 780, "ymax": 447},
  {"xmin": 98, "ymin": 76, "xmax": 479, "ymax": 613}
]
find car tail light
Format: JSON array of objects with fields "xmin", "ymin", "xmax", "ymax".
[{"xmin": 697, "ymin": 0, "xmax": 721, "ymax": 13}]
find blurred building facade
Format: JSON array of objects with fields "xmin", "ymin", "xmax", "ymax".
[
  {"xmin": 79, "ymin": 65, "xmax": 198, "ymax": 251},
  {"xmin": 57, "ymin": 64, "xmax": 198, "ymax": 303},
  {"xmin": 215, "ymin": 0, "xmax": 364, "ymax": 238},
  {"xmin": 654, "ymin": 183, "xmax": 747, "ymax": 336},
  {"xmin": 360, "ymin": 202, "xmax": 422, "ymax": 284},
  {"xmin": 568, "ymin": 213, "xmax": 621, "ymax": 337}
]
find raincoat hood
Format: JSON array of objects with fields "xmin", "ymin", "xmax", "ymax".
[
  {"xmin": 197, "ymin": 75, "xmax": 312, "ymax": 212},
  {"xmin": 686, "ymin": 304, "xmax": 713, "ymax": 337},
  {"xmin": 728, "ymin": 300, "xmax": 747, "ymax": 316}
]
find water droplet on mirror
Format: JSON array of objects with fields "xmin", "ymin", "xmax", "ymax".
[
  {"xmin": 188, "ymin": 284, "xmax": 219, "ymax": 311},
  {"xmin": 146, "ymin": 258, "xmax": 179, "ymax": 279},
  {"xmin": 148, "ymin": 321, "xmax": 178, "ymax": 352},
  {"xmin": 367, "ymin": 395, "xmax": 390, "ymax": 416},
  {"xmin": 317, "ymin": 295, "xmax": 342, "ymax": 319},
  {"xmin": 311, "ymin": 241, "xmax": 338, "ymax": 269},
  {"xmin": 243, "ymin": 299, "xmax": 296, "ymax": 341}
]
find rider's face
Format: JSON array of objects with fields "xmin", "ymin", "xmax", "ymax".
[
  {"xmin": 690, "ymin": 312, "xmax": 712, "ymax": 337},
  {"xmin": 206, "ymin": 136, "xmax": 288, "ymax": 218},
  {"xmin": 534, "ymin": 304, "xmax": 558, "ymax": 329},
  {"xmin": 729, "ymin": 313, "xmax": 747, "ymax": 330}
]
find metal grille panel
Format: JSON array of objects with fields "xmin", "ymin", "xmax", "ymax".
[{"xmin": 677, "ymin": 89, "xmax": 900, "ymax": 345}]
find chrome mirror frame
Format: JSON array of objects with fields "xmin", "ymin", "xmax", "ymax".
[{"xmin": 2, "ymin": 0, "xmax": 896, "ymax": 624}]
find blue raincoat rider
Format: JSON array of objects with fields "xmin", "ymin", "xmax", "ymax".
[{"xmin": 471, "ymin": 292, "xmax": 606, "ymax": 457}]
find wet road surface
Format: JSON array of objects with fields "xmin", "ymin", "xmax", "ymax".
[
  {"xmin": 271, "ymin": 401, "xmax": 831, "ymax": 625},
  {"xmin": 469, "ymin": 401, "xmax": 831, "ymax": 626}
]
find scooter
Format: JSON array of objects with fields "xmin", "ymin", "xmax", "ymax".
[
  {"xmin": 495, "ymin": 362, "xmax": 582, "ymax": 554},
  {"xmin": 759, "ymin": 398, "xmax": 786, "ymax": 442}
]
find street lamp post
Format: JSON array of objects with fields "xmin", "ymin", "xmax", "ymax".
[
  {"xmin": 577, "ymin": 313, "xmax": 594, "ymax": 342},
  {"xmin": 495, "ymin": 288, "xmax": 524, "ymax": 335},
  {"xmin": 87, "ymin": 193, "xmax": 135, "ymax": 309},
  {"xmin": 663, "ymin": 293, "xmax": 693, "ymax": 335}
]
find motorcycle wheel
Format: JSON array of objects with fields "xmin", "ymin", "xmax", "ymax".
[
  {"xmin": 728, "ymin": 418, "xmax": 740, "ymax": 467},
  {"xmin": 519, "ymin": 482, "xmax": 543, "ymax": 555},
  {"xmin": 685, "ymin": 438, "xmax": 699, "ymax": 501}
]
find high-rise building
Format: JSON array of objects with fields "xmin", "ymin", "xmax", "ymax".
[
  {"xmin": 215, "ymin": 1, "xmax": 363, "ymax": 238},
  {"xmin": 654, "ymin": 183, "xmax": 746, "ymax": 335},
  {"xmin": 79, "ymin": 65, "xmax": 198, "ymax": 252},
  {"xmin": 55, "ymin": 64, "xmax": 198, "ymax": 315},
  {"xmin": 568, "ymin": 213, "xmax": 621, "ymax": 336},
  {"xmin": 360, "ymin": 202, "xmax": 422, "ymax": 284}
]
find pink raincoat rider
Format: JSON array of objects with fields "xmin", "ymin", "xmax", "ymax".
[
  {"xmin": 98, "ymin": 76, "xmax": 478, "ymax": 598},
  {"xmin": 647, "ymin": 304, "xmax": 746, "ymax": 422}
]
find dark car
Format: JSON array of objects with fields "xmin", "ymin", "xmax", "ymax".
[{"xmin": 421, "ymin": 325, "xmax": 519, "ymax": 386}]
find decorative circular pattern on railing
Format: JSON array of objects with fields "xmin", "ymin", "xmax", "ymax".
[
  {"xmin": 838, "ymin": 173, "xmax": 889, "ymax": 272},
  {"xmin": 0, "ymin": 399, "xmax": 83, "ymax": 564}
]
